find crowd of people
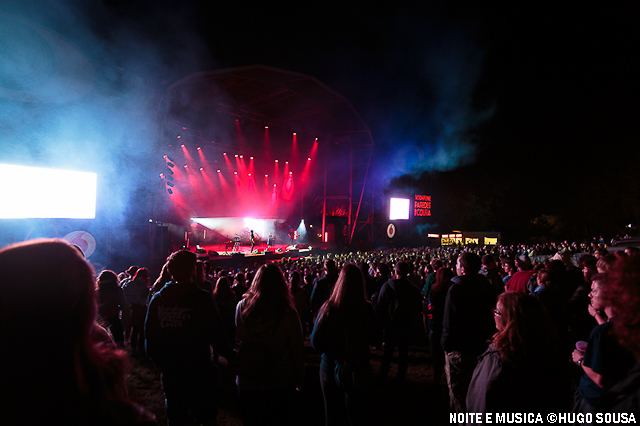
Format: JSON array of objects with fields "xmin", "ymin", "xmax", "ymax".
[{"xmin": 1, "ymin": 237, "xmax": 639, "ymax": 425}]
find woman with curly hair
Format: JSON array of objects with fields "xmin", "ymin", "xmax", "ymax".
[
  {"xmin": 466, "ymin": 292, "xmax": 569, "ymax": 419},
  {"xmin": 597, "ymin": 254, "xmax": 640, "ymax": 414},
  {"xmin": 0, "ymin": 239, "xmax": 155, "ymax": 425},
  {"xmin": 235, "ymin": 263, "xmax": 305, "ymax": 426},
  {"xmin": 571, "ymin": 273, "xmax": 636, "ymax": 415}
]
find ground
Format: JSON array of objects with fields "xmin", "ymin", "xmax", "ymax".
[{"xmin": 126, "ymin": 337, "xmax": 451, "ymax": 426}]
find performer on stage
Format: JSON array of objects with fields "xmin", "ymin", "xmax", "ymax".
[
  {"xmin": 267, "ymin": 233, "xmax": 274, "ymax": 249},
  {"xmin": 250, "ymin": 230, "xmax": 255, "ymax": 253}
]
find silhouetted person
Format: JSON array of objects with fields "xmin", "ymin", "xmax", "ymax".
[
  {"xmin": 374, "ymin": 261, "xmax": 422, "ymax": 384},
  {"xmin": 0, "ymin": 239, "xmax": 155, "ymax": 425},
  {"xmin": 146, "ymin": 250, "xmax": 235, "ymax": 426},
  {"xmin": 311, "ymin": 259, "xmax": 339, "ymax": 313},
  {"xmin": 442, "ymin": 252, "xmax": 496, "ymax": 413}
]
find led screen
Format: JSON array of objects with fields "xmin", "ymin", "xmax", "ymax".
[
  {"xmin": 389, "ymin": 197, "xmax": 410, "ymax": 220},
  {"xmin": 0, "ymin": 164, "xmax": 97, "ymax": 219}
]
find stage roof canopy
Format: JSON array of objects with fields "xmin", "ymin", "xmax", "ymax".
[{"xmin": 163, "ymin": 65, "xmax": 373, "ymax": 148}]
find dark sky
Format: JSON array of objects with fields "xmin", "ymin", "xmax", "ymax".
[
  {"xmin": 181, "ymin": 1, "xmax": 639, "ymax": 240},
  {"xmin": 1, "ymin": 0, "xmax": 638, "ymax": 243}
]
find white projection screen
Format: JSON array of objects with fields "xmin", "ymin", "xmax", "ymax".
[
  {"xmin": 0, "ymin": 164, "xmax": 97, "ymax": 219},
  {"xmin": 389, "ymin": 197, "xmax": 410, "ymax": 220}
]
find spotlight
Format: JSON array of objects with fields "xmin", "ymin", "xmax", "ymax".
[
  {"xmin": 197, "ymin": 147, "xmax": 201, "ymax": 150},
  {"xmin": 293, "ymin": 132, "xmax": 296, "ymax": 135},
  {"xmin": 167, "ymin": 181, "xmax": 175, "ymax": 187},
  {"xmin": 235, "ymin": 154, "xmax": 238, "ymax": 158},
  {"xmin": 234, "ymin": 171, "xmax": 238, "ymax": 175},
  {"xmin": 184, "ymin": 165, "xmax": 188, "ymax": 169},
  {"xmin": 167, "ymin": 188, "xmax": 173, "ymax": 194},
  {"xmin": 275, "ymin": 160, "xmax": 278, "ymax": 163},
  {"xmin": 308, "ymin": 158, "xmax": 311, "ymax": 161},
  {"xmin": 159, "ymin": 173, "xmax": 164, "ymax": 179},
  {"xmin": 181, "ymin": 144, "xmax": 185, "ymax": 148},
  {"xmin": 167, "ymin": 162, "xmax": 175, "ymax": 168},
  {"xmin": 265, "ymin": 125, "xmax": 269, "ymax": 129},
  {"xmin": 250, "ymin": 157, "xmax": 254, "ymax": 160},
  {"xmin": 200, "ymin": 167, "xmax": 204, "ymax": 171},
  {"xmin": 240, "ymin": 155, "xmax": 243, "ymax": 158},
  {"xmin": 217, "ymin": 170, "xmax": 221, "ymax": 173}
]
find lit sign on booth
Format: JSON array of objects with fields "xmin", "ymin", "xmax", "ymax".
[{"xmin": 442, "ymin": 234, "xmax": 462, "ymax": 245}]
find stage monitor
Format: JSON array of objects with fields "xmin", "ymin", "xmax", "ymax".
[
  {"xmin": 0, "ymin": 164, "xmax": 97, "ymax": 219},
  {"xmin": 389, "ymin": 197, "xmax": 410, "ymax": 220}
]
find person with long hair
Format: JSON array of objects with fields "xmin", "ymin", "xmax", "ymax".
[
  {"xmin": 148, "ymin": 261, "xmax": 171, "ymax": 301},
  {"xmin": 311, "ymin": 263, "xmax": 380, "ymax": 426},
  {"xmin": 235, "ymin": 263, "xmax": 305, "ymax": 426},
  {"xmin": 466, "ymin": 292, "xmax": 569, "ymax": 419},
  {"xmin": 427, "ymin": 266, "xmax": 455, "ymax": 385},
  {"xmin": 96, "ymin": 270, "xmax": 126, "ymax": 348},
  {"xmin": 289, "ymin": 270, "xmax": 311, "ymax": 337},
  {"xmin": 0, "ymin": 239, "xmax": 155, "ymax": 425},
  {"xmin": 213, "ymin": 275, "xmax": 237, "ymax": 343},
  {"xmin": 124, "ymin": 267, "xmax": 149, "ymax": 354}
]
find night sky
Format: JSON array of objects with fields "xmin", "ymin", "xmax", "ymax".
[{"xmin": 1, "ymin": 1, "xmax": 638, "ymax": 245}]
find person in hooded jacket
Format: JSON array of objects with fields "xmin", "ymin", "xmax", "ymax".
[
  {"xmin": 441, "ymin": 252, "xmax": 497, "ymax": 414},
  {"xmin": 374, "ymin": 260, "xmax": 422, "ymax": 384}
]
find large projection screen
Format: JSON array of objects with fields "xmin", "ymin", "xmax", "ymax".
[
  {"xmin": 389, "ymin": 197, "xmax": 410, "ymax": 220},
  {"xmin": 0, "ymin": 164, "xmax": 97, "ymax": 219}
]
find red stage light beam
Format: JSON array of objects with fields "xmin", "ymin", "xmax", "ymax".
[
  {"xmin": 264, "ymin": 126, "xmax": 271, "ymax": 153},
  {"xmin": 181, "ymin": 144, "xmax": 195, "ymax": 164},
  {"xmin": 292, "ymin": 132, "xmax": 298, "ymax": 159}
]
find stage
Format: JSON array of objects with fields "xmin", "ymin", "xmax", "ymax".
[
  {"xmin": 197, "ymin": 242, "xmax": 300, "ymax": 256},
  {"xmin": 192, "ymin": 241, "xmax": 334, "ymax": 269}
]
